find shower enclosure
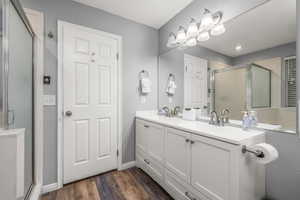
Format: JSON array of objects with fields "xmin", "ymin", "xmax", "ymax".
[{"xmin": 0, "ymin": 0, "xmax": 35, "ymax": 199}]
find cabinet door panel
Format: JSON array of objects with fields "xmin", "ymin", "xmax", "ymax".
[
  {"xmin": 165, "ymin": 128, "xmax": 190, "ymax": 183},
  {"xmin": 191, "ymin": 135, "xmax": 238, "ymax": 200},
  {"xmin": 165, "ymin": 170, "xmax": 190, "ymax": 200},
  {"xmin": 136, "ymin": 120, "xmax": 148, "ymax": 153},
  {"xmin": 147, "ymin": 159, "xmax": 164, "ymax": 183},
  {"xmin": 147, "ymin": 123, "xmax": 165, "ymax": 164}
]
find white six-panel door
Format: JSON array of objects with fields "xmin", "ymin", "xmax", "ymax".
[
  {"xmin": 184, "ymin": 54, "xmax": 208, "ymax": 109},
  {"xmin": 62, "ymin": 23, "xmax": 119, "ymax": 184}
]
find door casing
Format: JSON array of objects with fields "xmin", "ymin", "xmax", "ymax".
[{"xmin": 57, "ymin": 21, "xmax": 123, "ymax": 189}]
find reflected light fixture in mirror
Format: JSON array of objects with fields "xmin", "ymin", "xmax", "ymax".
[{"xmin": 176, "ymin": 26, "xmax": 187, "ymax": 44}]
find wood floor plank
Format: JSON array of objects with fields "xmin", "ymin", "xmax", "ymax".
[
  {"xmin": 129, "ymin": 168, "xmax": 173, "ymax": 200},
  {"xmin": 42, "ymin": 168, "xmax": 173, "ymax": 200},
  {"xmin": 113, "ymin": 170, "xmax": 150, "ymax": 200}
]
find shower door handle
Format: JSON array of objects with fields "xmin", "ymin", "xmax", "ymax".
[{"xmin": 65, "ymin": 110, "xmax": 72, "ymax": 117}]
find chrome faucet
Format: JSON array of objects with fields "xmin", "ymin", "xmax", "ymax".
[
  {"xmin": 221, "ymin": 109, "xmax": 230, "ymax": 124},
  {"xmin": 209, "ymin": 111, "xmax": 220, "ymax": 125},
  {"xmin": 161, "ymin": 106, "xmax": 181, "ymax": 117},
  {"xmin": 162, "ymin": 106, "xmax": 171, "ymax": 117},
  {"xmin": 173, "ymin": 106, "xmax": 181, "ymax": 116}
]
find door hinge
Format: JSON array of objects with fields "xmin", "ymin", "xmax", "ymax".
[
  {"xmin": 116, "ymin": 53, "xmax": 119, "ymax": 60},
  {"xmin": 117, "ymin": 149, "xmax": 119, "ymax": 157}
]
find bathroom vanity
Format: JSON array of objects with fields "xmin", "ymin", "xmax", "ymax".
[{"xmin": 135, "ymin": 111, "xmax": 266, "ymax": 200}]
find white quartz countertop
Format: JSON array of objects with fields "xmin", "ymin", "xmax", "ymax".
[{"xmin": 136, "ymin": 111, "xmax": 265, "ymax": 145}]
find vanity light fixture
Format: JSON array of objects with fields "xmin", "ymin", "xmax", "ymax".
[
  {"xmin": 235, "ymin": 44, "xmax": 243, "ymax": 51},
  {"xmin": 200, "ymin": 9, "xmax": 214, "ymax": 30},
  {"xmin": 211, "ymin": 23, "xmax": 226, "ymax": 36},
  {"xmin": 187, "ymin": 18, "xmax": 198, "ymax": 38},
  {"xmin": 197, "ymin": 31, "xmax": 210, "ymax": 42},
  {"xmin": 166, "ymin": 33, "xmax": 177, "ymax": 48},
  {"xmin": 186, "ymin": 37, "xmax": 197, "ymax": 47},
  {"xmin": 166, "ymin": 8, "xmax": 225, "ymax": 48},
  {"xmin": 176, "ymin": 26, "xmax": 187, "ymax": 44}
]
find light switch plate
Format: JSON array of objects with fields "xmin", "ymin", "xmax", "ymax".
[{"xmin": 44, "ymin": 95, "xmax": 56, "ymax": 106}]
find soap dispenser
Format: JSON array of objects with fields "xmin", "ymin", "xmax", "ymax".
[{"xmin": 242, "ymin": 111, "xmax": 250, "ymax": 130}]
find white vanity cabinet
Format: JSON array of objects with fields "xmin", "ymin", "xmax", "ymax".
[
  {"xmin": 136, "ymin": 120, "xmax": 165, "ymax": 183},
  {"xmin": 190, "ymin": 134, "xmax": 239, "ymax": 200},
  {"xmin": 136, "ymin": 117, "xmax": 265, "ymax": 200},
  {"xmin": 165, "ymin": 128, "xmax": 190, "ymax": 183}
]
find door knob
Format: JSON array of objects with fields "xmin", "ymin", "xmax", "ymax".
[{"xmin": 65, "ymin": 110, "xmax": 72, "ymax": 116}]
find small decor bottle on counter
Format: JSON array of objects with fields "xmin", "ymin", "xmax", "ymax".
[
  {"xmin": 242, "ymin": 111, "xmax": 251, "ymax": 130},
  {"xmin": 249, "ymin": 111, "xmax": 258, "ymax": 127}
]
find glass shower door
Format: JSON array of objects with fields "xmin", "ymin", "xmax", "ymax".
[{"xmin": 6, "ymin": 0, "xmax": 34, "ymax": 199}]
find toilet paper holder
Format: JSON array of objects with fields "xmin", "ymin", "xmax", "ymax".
[{"xmin": 242, "ymin": 145, "xmax": 265, "ymax": 158}]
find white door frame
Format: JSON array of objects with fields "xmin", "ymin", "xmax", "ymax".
[
  {"xmin": 24, "ymin": 8, "xmax": 44, "ymax": 199},
  {"xmin": 57, "ymin": 21, "xmax": 123, "ymax": 189}
]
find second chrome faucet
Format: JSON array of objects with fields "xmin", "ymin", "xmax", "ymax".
[{"xmin": 209, "ymin": 109, "xmax": 230, "ymax": 126}]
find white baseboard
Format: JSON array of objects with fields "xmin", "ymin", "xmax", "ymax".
[
  {"xmin": 29, "ymin": 184, "xmax": 42, "ymax": 200},
  {"xmin": 120, "ymin": 161, "xmax": 136, "ymax": 170},
  {"xmin": 42, "ymin": 183, "xmax": 59, "ymax": 194}
]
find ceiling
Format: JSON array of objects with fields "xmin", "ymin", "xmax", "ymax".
[
  {"xmin": 199, "ymin": 0, "xmax": 296, "ymax": 57},
  {"xmin": 72, "ymin": 0, "xmax": 194, "ymax": 29}
]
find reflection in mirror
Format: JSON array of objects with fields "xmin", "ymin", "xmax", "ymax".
[{"xmin": 158, "ymin": 0, "xmax": 296, "ymax": 134}]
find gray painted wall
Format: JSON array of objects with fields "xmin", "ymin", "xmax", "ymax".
[
  {"xmin": 264, "ymin": 2, "xmax": 300, "ymax": 199},
  {"xmin": 232, "ymin": 42, "xmax": 296, "ymax": 66},
  {"xmin": 22, "ymin": 0, "xmax": 159, "ymax": 185}
]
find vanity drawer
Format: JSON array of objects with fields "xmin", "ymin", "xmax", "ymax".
[
  {"xmin": 136, "ymin": 119, "xmax": 165, "ymax": 165},
  {"xmin": 165, "ymin": 170, "xmax": 210, "ymax": 200},
  {"xmin": 136, "ymin": 150, "xmax": 164, "ymax": 184}
]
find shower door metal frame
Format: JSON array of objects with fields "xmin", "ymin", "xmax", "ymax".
[
  {"xmin": 210, "ymin": 63, "xmax": 297, "ymax": 134},
  {"xmin": 1, "ymin": 0, "xmax": 36, "ymax": 199}
]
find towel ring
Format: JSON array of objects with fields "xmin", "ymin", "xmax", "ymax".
[
  {"xmin": 168, "ymin": 73, "xmax": 175, "ymax": 81},
  {"xmin": 139, "ymin": 70, "xmax": 150, "ymax": 79}
]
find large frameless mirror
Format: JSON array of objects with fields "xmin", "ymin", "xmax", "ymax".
[{"xmin": 158, "ymin": 0, "xmax": 297, "ymax": 134}]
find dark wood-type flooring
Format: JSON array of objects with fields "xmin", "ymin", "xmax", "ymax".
[{"xmin": 42, "ymin": 167, "xmax": 173, "ymax": 200}]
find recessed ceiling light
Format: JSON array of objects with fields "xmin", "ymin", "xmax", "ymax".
[{"xmin": 235, "ymin": 44, "xmax": 242, "ymax": 51}]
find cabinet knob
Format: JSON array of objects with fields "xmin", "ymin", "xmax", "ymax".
[
  {"xmin": 185, "ymin": 139, "xmax": 190, "ymax": 143},
  {"xmin": 144, "ymin": 125, "xmax": 149, "ymax": 128},
  {"xmin": 190, "ymin": 140, "xmax": 195, "ymax": 144}
]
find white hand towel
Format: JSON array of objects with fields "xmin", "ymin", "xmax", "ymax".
[
  {"xmin": 141, "ymin": 78, "xmax": 152, "ymax": 94},
  {"xmin": 166, "ymin": 81, "xmax": 177, "ymax": 95}
]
